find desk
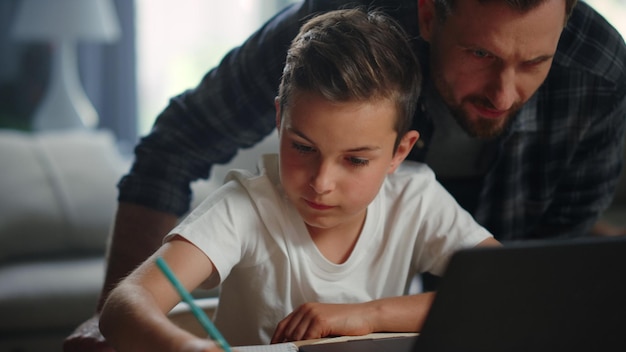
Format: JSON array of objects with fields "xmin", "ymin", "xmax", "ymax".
[
  {"xmin": 168, "ymin": 299, "xmax": 418, "ymax": 350},
  {"xmin": 292, "ymin": 332, "xmax": 419, "ymax": 347}
]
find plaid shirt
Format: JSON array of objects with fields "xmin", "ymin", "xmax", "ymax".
[{"xmin": 119, "ymin": 1, "xmax": 626, "ymax": 241}]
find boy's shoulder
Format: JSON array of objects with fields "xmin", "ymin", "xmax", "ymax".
[
  {"xmin": 394, "ymin": 160, "xmax": 436, "ymax": 180},
  {"xmin": 220, "ymin": 154, "xmax": 284, "ymax": 208},
  {"xmin": 223, "ymin": 154, "xmax": 281, "ymax": 186},
  {"xmin": 383, "ymin": 161, "xmax": 438, "ymax": 197}
]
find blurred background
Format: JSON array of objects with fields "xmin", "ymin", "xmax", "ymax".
[{"xmin": 0, "ymin": 0, "xmax": 296, "ymax": 150}]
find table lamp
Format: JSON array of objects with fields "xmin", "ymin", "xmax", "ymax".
[{"xmin": 11, "ymin": 0, "xmax": 121, "ymax": 130}]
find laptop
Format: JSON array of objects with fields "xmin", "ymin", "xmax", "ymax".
[{"xmin": 300, "ymin": 236, "xmax": 626, "ymax": 352}]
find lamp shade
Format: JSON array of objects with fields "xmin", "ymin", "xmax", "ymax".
[{"xmin": 12, "ymin": 0, "xmax": 121, "ymax": 42}]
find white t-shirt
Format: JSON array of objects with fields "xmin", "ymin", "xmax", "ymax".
[{"xmin": 166, "ymin": 154, "xmax": 492, "ymax": 346}]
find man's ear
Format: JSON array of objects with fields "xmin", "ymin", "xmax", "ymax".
[
  {"xmin": 389, "ymin": 130, "xmax": 420, "ymax": 174},
  {"xmin": 275, "ymin": 97, "xmax": 282, "ymax": 132},
  {"xmin": 418, "ymin": 0, "xmax": 436, "ymax": 42}
]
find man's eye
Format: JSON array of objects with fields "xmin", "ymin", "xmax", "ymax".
[
  {"xmin": 348, "ymin": 157, "xmax": 369, "ymax": 167},
  {"xmin": 472, "ymin": 49, "xmax": 491, "ymax": 58},
  {"xmin": 291, "ymin": 142, "xmax": 315, "ymax": 154}
]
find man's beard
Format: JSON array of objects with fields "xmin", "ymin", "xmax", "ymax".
[
  {"xmin": 447, "ymin": 95, "xmax": 521, "ymax": 140},
  {"xmin": 431, "ymin": 64, "xmax": 521, "ymax": 140}
]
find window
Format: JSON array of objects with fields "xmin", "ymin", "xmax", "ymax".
[
  {"xmin": 135, "ymin": 0, "xmax": 293, "ymax": 135},
  {"xmin": 586, "ymin": 0, "xmax": 626, "ymax": 36}
]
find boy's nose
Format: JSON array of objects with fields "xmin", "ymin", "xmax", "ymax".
[{"xmin": 309, "ymin": 160, "xmax": 335, "ymax": 194}]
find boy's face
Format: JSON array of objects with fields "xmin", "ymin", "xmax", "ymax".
[
  {"xmin": 275, "ymin": 92, "xmax": 417, "ymax": 236},
  {"xmin": 418, "ymin": 0, "xmax": 566, "ymax": 138}
]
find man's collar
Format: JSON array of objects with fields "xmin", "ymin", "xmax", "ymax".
[{"xmin": 509, "ymin": 93, "xmax": 539, "ymax": 133}]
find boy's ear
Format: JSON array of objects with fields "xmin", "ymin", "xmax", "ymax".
[
  {"xmin": 274, "ymin": 97, "xmax": 282, "ymax": 132},
  {"xmin": 388, "ymin": 130, "xmax": 420, "ymax": 174},
  {"xmin": 418, "ymin": 0, "xmax": 436, "ymax": 42}
]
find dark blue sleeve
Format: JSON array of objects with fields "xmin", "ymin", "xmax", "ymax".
[{"xmin": 117, "ymin": 0, "xmax": 381, "ymax": 216}]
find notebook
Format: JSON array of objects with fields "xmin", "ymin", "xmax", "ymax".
[
  {"xmin": 234, "ymin": 334, "xmax": 417, "ymax": 352},
  {"xmin": 299, "ymin": 236, "xmax": 626, "ymax": 352}
]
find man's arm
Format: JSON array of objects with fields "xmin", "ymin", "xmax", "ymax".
[
  {"xmin": 531, "ymin": 91, "xmax": 626, "ymax": 239},
  {"xmin": 528, "ymin": 4, "xmax": 626, "ymax": 239},
  {"xmin": 63, "ymin": 203, "xmax": 177, "ymax": 352},
  {"xmin": 99, "ymin": 203, "xmax": 178, "ymax": 311}
]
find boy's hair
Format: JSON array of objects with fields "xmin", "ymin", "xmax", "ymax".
[
  {"xmin": 277, "ymin": 8, "xmax": 421, "ymax": 150},
  {"xmin": 433, "ymin": 0, "xmax": 578, "ymax": 24}
]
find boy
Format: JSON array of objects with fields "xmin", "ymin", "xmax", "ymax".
[{"xmin": 99, "ymin": 8, "xmax": 498, "ymax": 351}]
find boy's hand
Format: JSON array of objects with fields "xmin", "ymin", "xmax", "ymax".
[{"xmin": 270, "ymin": 302, "xmax": 374, "ymax": 343}]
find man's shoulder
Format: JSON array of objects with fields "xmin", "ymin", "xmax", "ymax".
[
  {"xmin": 308, "ymin": 0, "xmax": 410, "ymax": 8},
  {"xmin": 554, "ymin": 2, "xmax": 626, "ymax": 85},
  {"xmin": 307, "ymin": 0, "xmax": 416, "ymax": 17}
]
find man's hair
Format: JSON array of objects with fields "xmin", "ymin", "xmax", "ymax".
[
  {"xmin": 277, "ymin": 8, "xmax": 421, "ymax": 149},
  {"xmin": 433, "ymin": 0, "xmax": 578, "ymax": 24}
]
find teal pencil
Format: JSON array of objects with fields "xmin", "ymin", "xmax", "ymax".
[{"xmin": 155, "ymin": 256, "xmax": 232, "ymax": 352}]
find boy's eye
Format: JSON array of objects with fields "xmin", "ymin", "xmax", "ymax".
[
  {"xmin": 291, "ymin": 142, "xmax": 315, "ymax": 154},
  {"xmin": 348, "ymin": 157, "xmax": 369, "ymax": 167}
]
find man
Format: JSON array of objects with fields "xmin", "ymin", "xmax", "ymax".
[{"xmin": 64, "ymin": 1, "xmax": 626, "ymax": 351}]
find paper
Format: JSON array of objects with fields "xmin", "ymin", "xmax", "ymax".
[
  {"xmin": 233, "ymin": 342, "xmax": 299, "ymax": 352},
  {"xmin": 308, "ymin": 332, "xmax": 418, "ymax": 344},
  {"xmin": 231, "ymin": 333, "xmax": 418, "ymax": 351}
]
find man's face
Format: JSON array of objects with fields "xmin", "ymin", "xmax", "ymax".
[{"xmin": 419, "ymin": 0, "xmax": 566, "ymax": 138}]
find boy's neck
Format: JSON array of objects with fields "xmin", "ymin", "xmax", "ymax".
[{"xmin": 306, "ymin": 212, "xmax": 366, "ymax": 264}]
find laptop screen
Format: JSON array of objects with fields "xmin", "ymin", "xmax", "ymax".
[{"xmin": 414, "ymin": 236, "xmax": 626, "ymax": 352}]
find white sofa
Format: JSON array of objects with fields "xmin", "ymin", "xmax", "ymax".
[
  {"xmin": 0, "ymin": 128, "xmax": 278, "ymax": 352},
  {"xmin": 0, "ymin": 130, "xmax": 125, "ymax": 351}
]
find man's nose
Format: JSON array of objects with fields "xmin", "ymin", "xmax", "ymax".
[{"xmin": 486, "ymin": 67, "xmax": 518, "ymax": 111}]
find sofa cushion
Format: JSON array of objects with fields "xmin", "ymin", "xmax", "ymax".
[
  {"xmin": 0, "ymin": 129, "xmax": 129, "ymax": 262},
  {"xmin": 0, "ymin": 257, "xmax": 105, "ymax": 332}
]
